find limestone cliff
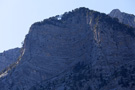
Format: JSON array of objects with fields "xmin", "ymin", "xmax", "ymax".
[{"xmin": 0, "ymin": 7, "xmax": 135, "ymax": 90}]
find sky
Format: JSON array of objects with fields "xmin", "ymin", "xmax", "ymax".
[{"xmin": 0, "ymin": 0, "xmax": 134, "ymax": 52}]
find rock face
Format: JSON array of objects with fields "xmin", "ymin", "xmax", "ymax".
[
  {"xmin": 109, "ymin": 9, "xmax": 135, "ymax": 28},
  {"xmin": 0, "ymin": 7, "xmax": 135, "ymax": 90},
  {"xmin": 0, "ymin": 48, "xmax": 20, "ymax": 72}
]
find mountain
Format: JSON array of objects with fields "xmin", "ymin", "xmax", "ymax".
[
  {"xmin": 109, "ymin": 9, "xmax": 135, "ymax": 28},
  {"xmin": 0, "ymin": 48, "xmax": 20, "ymax": 72},
  {"xmin": 0, "ymin": 7, "xmax": 135, "ymax": 90}
]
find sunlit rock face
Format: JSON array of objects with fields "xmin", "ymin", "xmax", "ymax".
[
  {"xmin": 109, "ymin": 9, "xmax": 135, "ymax": 28},
  {"xmin": 0, "ymin": 8, "xmax": 135, "ymax": 90},
  {"xmin": 0, "ymin": 48, "xmax": 20, "ymax": 72}
]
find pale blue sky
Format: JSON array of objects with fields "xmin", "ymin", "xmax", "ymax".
[{"xmin": 0, "ymin": 0, "xmax": 134, "ymax": 52}]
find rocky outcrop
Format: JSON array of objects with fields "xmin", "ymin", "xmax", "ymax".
[
  {"xmin": 109, "ymin": 9, "xmax": 135, "ymax": 28},
  {"xmin": 0, "ymin": 7, "xmax": 135, "ymax": 90},
  {"xmin": 0, "ymin": 48, "xmax": 20, "ymax": 72},
  {"xmin": 30, "ymin": 8, "xmax": 135, "ymax": 90}
]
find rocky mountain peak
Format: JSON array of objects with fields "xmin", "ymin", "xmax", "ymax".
[
  {"xmin": 0, "ymin": 7, "xmax": 135, "ymax": 90},
  {"xmin": 30, "ymin": 7, "xmax": 91, "ymax": 28},
  {"xmin": 109, "ymin": 9, "xmax": 135, "ymax": 28},
  {"xmin": 109, "ymin": 9, "xmax": 121, "ymax": 15}
]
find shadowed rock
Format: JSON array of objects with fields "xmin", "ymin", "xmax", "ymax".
[
  {"xmin": 0, "ymin": 48, "xmax": 20, "ymax": 72},
  {"xmin": 0, "ymin": 7, "xmax": 135, "ymax": 90}
]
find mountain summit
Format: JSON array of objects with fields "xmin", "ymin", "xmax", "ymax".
[
  {"xmin": 109, "ymin": 9, "xmax": 121, "ymax": 16},
  {"xmin": 109, "ymin": 9, "xmax": 135, "ymax": 28},
  {"xmin": 0, "ymin": 7, "xmax": 135, "ymax": 90}
]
